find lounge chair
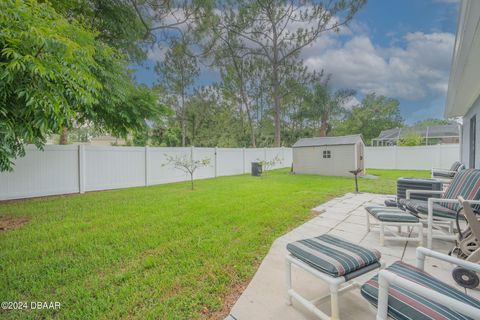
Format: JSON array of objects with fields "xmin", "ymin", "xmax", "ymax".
[
  {"xmin": 362, "ymin": 246, "xmax": 480, "ymax": 320},
  {"xmin": 400, "ymin": 168, "xmax": 480, "ymax": 248},
  {"xmin": 285, "ymin": 234, "xmax": 480, "ymax": 319},
  {"xmin": 431, "ymin": 161, "xmax": 465, "ymax": 182}
]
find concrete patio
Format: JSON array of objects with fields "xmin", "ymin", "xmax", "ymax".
[{"xmin": 227, "ymin": 192, "xmax": 480, "ymax": 320}]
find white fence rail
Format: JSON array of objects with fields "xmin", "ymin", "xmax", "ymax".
[
  {"xmin": 0, "ymin": 145, "xmax": 293, "ymax": 201},
  {"xmin": 365, "ymin": 144, "xmax": 460, "ymax": 170}
]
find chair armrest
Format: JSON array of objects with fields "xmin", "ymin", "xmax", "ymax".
[
  {"xmin": 415, "ymin": 247, "xmax": 480, "ymax": 272},
  {"xmin": 376, "ymin": 269, "xmax": 480, "ymax": 320},
  {"xmin": 406, "ymin": 189, "xmax": 444, "ymax": 199},
  {"xmin": 428, "ymin": 198, "xmax": 480, "ymax": 206}
]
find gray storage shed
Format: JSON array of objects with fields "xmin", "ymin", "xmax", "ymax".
[{"xmin": 292, "ymin": 135, "xmax": 365, "ymax": 176}]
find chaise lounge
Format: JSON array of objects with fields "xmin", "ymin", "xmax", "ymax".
[
  {"xmin": 400, "ymin": 168, "xmax": 480, "ymax": 248},
  {"xmin": 286, "ymin": 199, "xmax": 480, "ymax": 319},
  {"xmin": 431, "ymin": 161, "xmax": 465, "ymax": 183}
]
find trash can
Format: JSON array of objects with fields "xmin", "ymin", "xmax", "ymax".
[{"xmin": 251, "ymin": 162, "xmax": 263, "ymax": 176}]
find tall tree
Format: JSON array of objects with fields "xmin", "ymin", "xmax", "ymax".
[
  {"xmin": 214, "ymin": 29, "xmax": 267, "ymax": 147},
  {"xmin": 218, "ymin": 0, "xmax": 366, "ymax": 146},
  {"xmin": 155, "ymin": 41, "xmax": 199, "ymax": 146},
  {"xmin": 50, "ymin": 0, "xmax": 214, "ymax": 62},
  {"xmin": 48, "ymin": 0, "xmax": 148, "ymax": 62},
  {"xmin": 333, "ymin": 93, "xmax": 404, "ymax": 144},
  {"xmin": 0, "ymin": 0, "xmax": 162, "ymax": 171},
  {"xmin": 298, "ymin": 78, "xmax": 356, "ymax": 136},
  {"xmin": 184, "ymin": 87, "xmax": 246, "ymax": 147}
]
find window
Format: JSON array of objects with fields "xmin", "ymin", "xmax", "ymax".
[{"xmin": 323, "ymin": 150, "xmax": 331, "ymax": 159}]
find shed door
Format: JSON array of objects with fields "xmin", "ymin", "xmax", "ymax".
[{"xmin": 357, "ymin": 144, "xmax": 364, "ymax": 170}]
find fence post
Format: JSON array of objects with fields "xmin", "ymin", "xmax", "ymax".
[
  {"xmin": 282, "ymin": 146, "xmax": 285, "ymax": 166},
  {"xmin": 145, "ymin": 146, "xmax": 150, "ymax": 186},
  {"xmin": 243, "ymin": 148, "xmax": 246, "ymax": 174},
  {"xmin": 78, "ymin": 144, "xmax": 85, "ymax": 194},
  {"xmin": 214, "ymin": 146, "xmax": 218, "ymax": 177},
  {"xmin": 264, "ymin": 147, "xmax": 267, "ymax": 161},
  {"xmin": 437, "ymin": 144, "xmax": 442, "ymax": 168},
  {"xmin": 394, "ymin": 145, "xmax": 398, "ymax": 169}
]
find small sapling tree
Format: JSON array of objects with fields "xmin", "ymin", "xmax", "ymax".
[
  {"xmin": 256, "ymin": 155, "xmax": 283, "ymax": 175},
  {"xmin": 163, "ymin": 154, "xmax": 210, "ymax": 190}
]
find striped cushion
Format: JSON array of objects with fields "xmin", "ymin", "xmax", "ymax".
[
  {"xmin": 361, "ymin": 261, "xmax": 480, "ymax": 320},
  {"xmin": 365, "ymin": 206, "xmax": 419, "ymax": 222},
  {"xmin": 442, "ymin": 169, "xmax": 480, "ymax": 212},
  {"xmin": 399, "ymin": 199, "xmax": 461, "ymax": 220},
  {"xmin": 450, "ymin": 161, "xmax": 465, "ymax": 172},
  {"xmin": 286, "ymin": 234, "xmax": 381, "ymax": 278}
]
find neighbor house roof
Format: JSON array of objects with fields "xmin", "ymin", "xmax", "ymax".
[
  {"xmin": 293, "ymin": 135, "xmax": 364, "ymax": 148},
  {"xmin": 376, "ymin": 124, "xmax": 460, "ymax": 141}
]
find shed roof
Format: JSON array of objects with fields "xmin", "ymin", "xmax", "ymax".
[{"xmin": 293, "ymin": 135, "xmax": 364, "ymax": 148}]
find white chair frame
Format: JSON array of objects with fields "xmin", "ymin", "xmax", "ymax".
[
  {"xmin": 405, "ymin": 190, "xmax": 480, "ymax": 248},
  {"xmin": 376, "ymin": 247, "xmax": 480, "ymax": 320},
  {"xmin": 365, "ymin": 210, "xmax": 423, "ymax": 246},
  {"xmin": 287, "ymin": 248, "xmax": 480, "ymax": 320},
  {"xmin": 285, "ymin": 254, "xmax": 384, "ymax": 320}
]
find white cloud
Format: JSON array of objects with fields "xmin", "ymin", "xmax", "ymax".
[
  {"xmin": 303, "ymin": 31, "xmax": 455, "ymax": 101},
  {"xmin": 342, "ymin": 96, "xmax": 360, "ymax": 110},
  {"xmin": 147, "ymin": 44, "xmax": 166, "ymax": 61}
]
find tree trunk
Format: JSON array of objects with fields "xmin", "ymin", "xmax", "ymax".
[
  {"xmin": 248, "ymin": 113, "xmax": 257, "ymax": 148},
  {"xmin": 272, "ymin": 21, "xmax": 281, "ymax": 147},
  {"xmin": 272, "ymin": 65, "xmax": 281, "ymax": 147},
  {"xmin": 181, "ymin": 88, "xmax": 186, "ymax": 147},
  {"xmin": 191, "ymin": 114, "xmax": 196, "ymax": 145},
  {"xmin": 59, "ymin": 127, "xmax": 68, "ymax": 145},
  {"xmin": 319, "ymin": 112, "xmax": 329, "ymax": 137},
  {"xmin": 239, "ymin": 87, "xmax": 257, "ymax": 148},
  {"xmin": 190, "ymin": 174, "xmax": 194, "ymax": 190}
]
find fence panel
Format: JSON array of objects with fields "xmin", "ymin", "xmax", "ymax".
[
  {"xmin": 216, "ymin": 148, "xmax": 244, "ymax": 176},
  {"xmin": 438, "ymin": 144, "xmax": 461, "ymax": 169},
  {"xmin": 283, "ymin": 148, "xmax": 293, "ymax": 168},
  {"xmin": 192, "ymin": 147, "xmax": 216, "ymax": 179},
  {"xmin": 266, "ymin": 147, "xmax": 285, "ymax": 169},
  {"xmin": 364, "ymin": 144, "xmax": 460, "ymax": 170},
  {"xmin": 84, "ymin": 146, "xmax": 145, "ymax": 191},
  {"xmin": 148, "ymin": 147, "xmax": 191, "ymax": 185},
  {"xmin": 3, "ymin": 144, "xmax": 458, "ymax": 201},
  {"xmin": 0, "ymin": 145, "xmax": 79, "ymax": 200}
]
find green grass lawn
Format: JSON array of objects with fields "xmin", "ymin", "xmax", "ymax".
[{"xmin": 0, "ymin": 169, "xmax": 428, "ymax": 320}]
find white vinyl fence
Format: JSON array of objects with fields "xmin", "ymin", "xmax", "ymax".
[
  {"xmin": 0, "ymin": 144, "xmax": 461, "ymax": 201},
  {"xmin": 364, "ymin": 144, "xmax": 460, "ymax": 170},
  {"xmin": 0, "ymin": 145, "xmax": 293, "ymax": 201}
]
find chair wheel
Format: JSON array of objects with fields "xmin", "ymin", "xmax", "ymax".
[{"xmin": 452, "ymin": 267, "xmax": 479, "ymax": 289}]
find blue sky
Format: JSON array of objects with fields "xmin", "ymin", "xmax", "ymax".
[{"xmin": 133, "ymin": 0, "xmax": 459, "ymax": 124}]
